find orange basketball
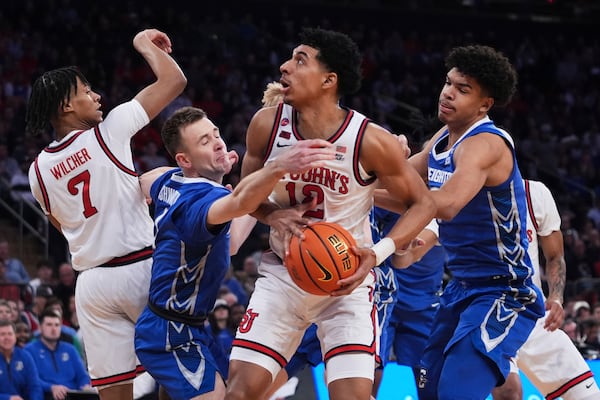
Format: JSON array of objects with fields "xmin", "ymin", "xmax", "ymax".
[{"xmin": 284, "ymin": 222, "xmax": 359, "ymax": 295}]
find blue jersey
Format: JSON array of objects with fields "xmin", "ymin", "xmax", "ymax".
[
  {"xmin": 135, "ymin": 168, "xmax": 232, "ymax": 399},
  {"xmin": 428, "ymin": 117, "xmax": 534, "ymax": 284},
  {"xmin": 373, "ymin": 208, "xmax": 445, "ymax": 312},
  {"xmin": 418, "ymin": 117, "xmax": 545, "ymax": 399},
  {"xmin": 149, "ymin": 169, "xmax": 231, "ymax": 318},
  {"xmin": 25, "ymin": 339, "xmax": 90, "ymax": 392},
  {"xmin": 0, "ymin": 346, "xmax": 43, "ymax": 400}
]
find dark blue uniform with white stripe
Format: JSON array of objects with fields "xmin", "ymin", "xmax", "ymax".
[
  {"xmin": 373, "ymin": 207, "xmax": 445, "ymax": 375},
  {"xmin": 134, "ymin": 169, "xmax": 230, "ymax": 400},
  {"xmin": 418, "ymin": 117, "xmax": 544, "ymax": 399}
]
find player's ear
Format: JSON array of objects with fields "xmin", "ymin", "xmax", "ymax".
[
  {"xmin": 61, "ymin": 100, "xmax": 74, "ymax": 114},
  {"xmin": 480, "ymin": 97, "xmax": 494, "ymax": 113},
  {"xmin": 323, "ymin": 72, "xmax": 337, "ymax": 88},
  {"xmin": 175, "ymin": 152, "xmax": 191, "ymax": 168}
]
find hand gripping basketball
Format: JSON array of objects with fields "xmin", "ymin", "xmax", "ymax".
[{"xmin": 284, "ymin": 222, "xmax": 359, "ymax": 295}]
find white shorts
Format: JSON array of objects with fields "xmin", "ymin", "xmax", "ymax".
[
  {"xmin": 516, "ymin": 313, "xmax": 600, "ymax": 400},
  {"xmin": 76, "ymin": 258, "xmax": 151, "ymax": 388},
  {"xmin": 230, "ymin": 252, "xmax": 376, "ymax": 383}
]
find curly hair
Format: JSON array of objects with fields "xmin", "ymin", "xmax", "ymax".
[
  {"xmin": 445, "ymin": 45, "xmax": 517, "ymax": 107},
  {"xmin": 298, "ymin": 27, "xmax": 362, "ymax": 97},
  {"xmin": 25, "ymin": 66, "xmax": 89, "ymax": 136},
  {"xmin": 161, "ymin": 106, "xmax": 207, "ymax": 158}
]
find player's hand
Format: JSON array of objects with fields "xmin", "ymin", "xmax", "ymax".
[
  {"xmin": 391, "ymin": 236, "xmax": 425, "ymax": 269},
  {"xmin": 265, "ymin": 198, "xmax": 317, "ymax": 256},
  {"xmin": 133, "ymin": 28, "xmax": 173, "ymax": 54},
  {"xmin": 51, "ymin": 384, "xmax": 69, "ymax": 400},
  {"xmin": 274, "ymin": 139, "xmax": 335, "ymax": 174},
  {"xmin": 330, "ymin": 245, "xmax": 376, "ymax": 296},
  {"xmin": 224, "ymin": 150, "xmax": 239, "ymax": 175},
  {"xmin": 9, "ymin": 395, "xmax": 24, "ymax": 400},
  {"xmin": 543, "ymin": 298, "xmax": 564, "ymax": 332}
]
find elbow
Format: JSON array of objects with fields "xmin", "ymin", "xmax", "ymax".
[
  {"xmin": 173, "ymin": 74, "xmax": 187, "ymax": 95},
  {"xmin": 436, "ymin": 206, "xmax": 459, "ymax": 221}
]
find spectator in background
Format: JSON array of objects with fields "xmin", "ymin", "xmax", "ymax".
[
  {"xmin": 137, "ymin": 141, "xmax": 169, "ymax": 172},
  {"xmin": 593, "ymin": 303, "xmax": 600, "ymax": 321},
  {"xmin": 0, "ymin": 319, "xmax": 43, "ymax": 400},
  {"xmin": 0, "ymin": 140, "xmax": 19, "ymax": 182},
  {"xmin": 41, "ymin": 297, "xmax": 84, "ymax": 357},
  {"xmin": 222, "ymin": 265, "xmax": 248, "ymax": 307},
  {"xmin": 15, "ymin": 320, "xmax": 32, "ymax": 348},
  {"xmin": 29, "ymin": 259, "xmax": 56, "ymax": 296},
  {"xmin": 53, "ymin": 262, "xmax": 76, "ymax": 321},
  {"xmin": 0, "ymin": 258, "xmax": 21, "ymax": 301},
  {"xmin": 0, "ymin": 299, "xmax": 11, "ymax": 321},
  {"xmin": 208, "ymin": 298, "xmax": 235, "ymax": 361},
  {"xmin": 0, "ymin": 236, "xmax": 30, "ymax": 283},
  {"xmin": 574, "ymin": 300, "xmax": 593, "ymax": 320},
  {"xmin": 25, "ymin": 310, "xmax": 93, "ymax": 400},
  {"xmin": 0, "ymin": 140, "xmax": 19, "ymax": 203},
  {"xmin": 22, "ymin": 284, "xmax": 54, "ymax": 335}
]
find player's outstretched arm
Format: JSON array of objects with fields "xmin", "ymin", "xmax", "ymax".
[
  {"xmin": 132, "ymin": 29, "xmax": 187, "ymax": 121},
  {"xmin": 207, "ymin": 139, "xmax": 335, "ymax": 227}
]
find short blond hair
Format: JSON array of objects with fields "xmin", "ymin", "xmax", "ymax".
[{"xmin": 261, "ymin": 81, "xmax": 284, "ymax": 107}]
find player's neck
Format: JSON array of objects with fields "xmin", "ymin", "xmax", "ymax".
[
  {"xmin": 446, "ymin": 114, "xmax": 488, "ymax": 144},
  {"xmin": 54, "ymin": 118, "xmax": 93, "ymax": 141},
  {"xmin": 295, "ymin": 105, "xmax": 347, "ymax": 140}
]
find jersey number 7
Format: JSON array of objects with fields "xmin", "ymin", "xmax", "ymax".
[{"xmin": 68, "ymin": 170, "xmax": 98, "ymax": 218}]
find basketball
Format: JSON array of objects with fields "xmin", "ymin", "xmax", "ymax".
[{"xmin": 284, "ymin": 222, "xmax": 359, "ymax": 295}]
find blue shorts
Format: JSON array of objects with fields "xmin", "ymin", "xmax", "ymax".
[
  {"xmin": 418, "ymin": 278, "xmax": 544, "ymax": 399},
  {"xmin": 285, "ymin": 324, "xmax": 322, "ymax": 378},
  {"xmin": 389, "ymin": 304, "xmax": 438, "ymax": 367},
  {"xmin": 374, "ymin": 263, "xmax": 399, "ymax": 367},
  {"xmin": 134, "ymin": 307, "xmax": 228, "ymax": 400}
]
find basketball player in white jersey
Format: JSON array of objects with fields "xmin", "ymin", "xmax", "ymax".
[
  {"xmin": 491, "ymin": 179, "xmax": 600, "ymax": 400},
  {"xmin": 225, "ymin": 28, "xmax": 435, "ymax": 400},
  {"xmin": 26, "ymin": 29, "xmax": 186, "ymax": 400}
]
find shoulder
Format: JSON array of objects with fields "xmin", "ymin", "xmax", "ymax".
[
  {"xmin": 248, "ymin": 106, "xmax": 279, "ymax": 133},
  {"xmin": 24, "ymin": 341, "xmax": 39, "ymax": 352}
]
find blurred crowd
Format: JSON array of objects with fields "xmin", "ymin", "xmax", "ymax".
[{"xmin": 1, "ymin": 0, "xmax": 599, "ymax": 390}]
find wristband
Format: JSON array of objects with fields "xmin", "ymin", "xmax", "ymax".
[{"xmin": 372, "ymin": 237, "xmax": 396, "ymax": 266}]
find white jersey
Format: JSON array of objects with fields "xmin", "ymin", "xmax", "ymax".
[
  {"xmin": 29, "ymin": 100, "xmax": 154, "ymax": 271},
  {"xmin": 516, "ymin": 179, "xmax": 600, "ymax": 399},
  {"xmin": 524, "ymin": 179, "xmax": 562, "ymax": 290},
  {"xmin": 264, "ymin": 103, "xmax": 377, "ymax": 258}
]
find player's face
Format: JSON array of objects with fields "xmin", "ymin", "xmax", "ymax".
[
  {"xmin": 178, "ymin": 117, "xmax": 230, "ymax": 180},
  {"xmin": 0, "ymin": 305, "xmax": 10, "ymax": 321},
  {"xmin": 438, "ymin": 68, "xmax": 493, "ymax": 127},
  {"xmin": 40, "ymin": 316, "xmax": 62, "ymax": 342},
  {"xmin": 279, "ymin": 44, "xmax": 330, "ymax": 106},
  {"xmin": 0, "ymin": 325, "xmax": 17, "ymax": 352},
  {"xmin": 67, "ymin": 77, "xmax": 103, "ymax": 127}
]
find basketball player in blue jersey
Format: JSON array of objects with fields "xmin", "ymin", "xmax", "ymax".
[
  {"xmin": 372, "ymin": 207, "xmax": 446, "ymax": 396},
  {"xmin": 401, "ymin": 45, "xmax": 546, "ymax": 399},
  {"xmin": 226, "ymin": 28, "xmax": 435, "ymax": 400},
  {"xmin": 133, "ymin": 106, "xmax": 335, "ymax": 400}
]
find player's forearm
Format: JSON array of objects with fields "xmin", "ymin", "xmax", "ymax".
[
  {"xmin": 230, "ymin": 162, "xmax": 287, "ymax": 216},
  {"xmin": 545, "ymin": 256, "xmax": 566, "ymax": 304},
  {"xmin": 134, "ymin": 32, "xmax": 186, "ymax": 94}
]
